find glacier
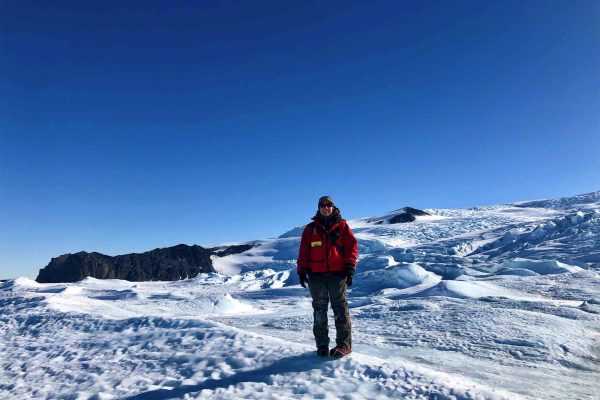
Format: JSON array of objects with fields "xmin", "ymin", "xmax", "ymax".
[{"xmin": 1, "ymin": 192, "xmax": 599, "ymax": 399}]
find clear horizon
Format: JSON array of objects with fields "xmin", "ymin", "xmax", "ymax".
[{"xmin": 1, "ymin": 1, "xmax": 599, "ymax": 279}]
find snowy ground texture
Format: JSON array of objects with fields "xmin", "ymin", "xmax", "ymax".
[{"xmin": 2, "ymin": 192, "xmax": 600, "ymax": 400}]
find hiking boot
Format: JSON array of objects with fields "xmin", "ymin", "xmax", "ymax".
[
  {"xmin": 329, "ymin": 346, "xmax": 352, "ymax": 358},
  {"xmin": 316, "ymin": 346, "xmax": 329, "ymax": 357}
]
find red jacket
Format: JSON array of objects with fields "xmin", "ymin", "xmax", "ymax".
[{"xmin": 297, "ymin": 216, "xmax": 358, "ymax": 274}]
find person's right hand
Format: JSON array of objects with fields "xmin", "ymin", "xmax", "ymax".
[{"xmin": 299, "ymin": 272, "xmax": 309, "ymax": 288}]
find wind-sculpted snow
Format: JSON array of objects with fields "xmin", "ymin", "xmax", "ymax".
[
  {"xmin": 1, "ymin": 280, "xmax": 515, "ymax": 400},
  {"xmin": 512, "ymin": 191, "xmax": 600, "ymax": 211},
  {"xmin": 2, "ymin": 192, "xmax": 600, "ymax": 399},
  {"xmin": 495, "ymin": 259, "xmax": 583, "ymax": 276},
  {"xmin": 351, "ymin": 263, "xmax": 441, "ymax": 296},
  {"xmin": 471, "ymin": 210, "xmax": 600, "ymax": 269}
]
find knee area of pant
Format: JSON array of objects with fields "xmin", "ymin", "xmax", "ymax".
[
  {"xmin": 312, "ymin": 300, "xmax": 328, "ymax": 309},
  {"xmin": 314, "ymin": 313, "xmax": 328, "ymax": 323},
  {"xmin": 333, "ymin": 313, "xmax": 347, "ymax": 323},
  {"xmin": 332, "ymin": 303, "xmax": 348, "ymax": 313}
]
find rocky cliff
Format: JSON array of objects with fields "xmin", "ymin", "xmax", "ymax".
[{"xmin": 36, "ymin": 243, "xmax": 252, "ymax": 283}]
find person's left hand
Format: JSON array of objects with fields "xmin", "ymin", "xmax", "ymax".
[{"xmin": 344, "ymin": 265, "xmax": 355, "ymax": 287}]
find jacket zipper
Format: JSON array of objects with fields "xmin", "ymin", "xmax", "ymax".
[{"xmin": 325, "ymin": 228, "xmax": 330, "ymax": 272}]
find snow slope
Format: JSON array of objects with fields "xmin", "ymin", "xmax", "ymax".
[{"xmin": 1, "ymin": 192, "xmax": 599, "ymax": 399}]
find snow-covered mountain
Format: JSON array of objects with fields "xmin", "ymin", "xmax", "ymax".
[{"xmin": 2, "ymin": 192, "xmax": 599, "ymax": 399}]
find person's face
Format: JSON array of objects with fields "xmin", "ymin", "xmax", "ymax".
[{"xmin": 319, "ymin": 202, "xmax": 334, "ymax": 217}]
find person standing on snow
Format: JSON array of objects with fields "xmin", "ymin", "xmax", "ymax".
[{"xmin": 297, "ymin": 196, "xmax": 359, "ymax": 358}]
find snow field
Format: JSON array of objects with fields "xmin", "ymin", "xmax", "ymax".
[
  {"xmin": 1, "ymin": 290, "xmax": 514, "ymax": 400},
  {"xmin": 2, "ymin": 191, "xmax": 599, "ymax": 399}
]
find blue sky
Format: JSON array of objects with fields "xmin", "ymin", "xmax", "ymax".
[{"xmin": 1, "ymin": 0, "xmax": 598, "ymax": 278}]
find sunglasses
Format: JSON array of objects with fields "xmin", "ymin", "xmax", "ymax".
[{"xmin": 319, "ymin": 203, "xmax": 333, "ymax": 208}]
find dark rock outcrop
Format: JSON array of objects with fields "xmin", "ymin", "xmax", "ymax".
[
  {"xmin": 368, "ymin": 207, "xmax": 431, "ymax": 225},
  {"xmin": 36, "ymin": 243, "xmax": 254, "ymax": 283},
  {"xmin": 388, "ymin": 207, "xmax": 430, "ymax": 224},
  {"xmin": 213, "ymin": 244, "xmax": 255, "ymax": 257},
  {"xmin": 389, "ymin": 212, "xmax": 416, "ymax": 223},
  {"xmin": 402, "ymin": 207, "xmax": 430, "ymax": 216}
]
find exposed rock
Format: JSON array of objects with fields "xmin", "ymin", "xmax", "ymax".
[
  {"xmin": 369, "ymin": 207, "xmax": 431, "ymax": 224},
  {"xmin": 388, "ymin": 207, "xmax": 431, "ymax": 224},
  {"xmin": 36, "ymin": 243, "xmax": 255, "ymax": 283},
  {"xmin": 402, "ymin": 207, "xmax": 430, "ymax": 216},
  {"xmin": 389, "ymin": 213, "xmax": 416, "ymax": 223},
  {"xmin": 212, "ymin": 244, "xmax": 255, "ymax": 257}
]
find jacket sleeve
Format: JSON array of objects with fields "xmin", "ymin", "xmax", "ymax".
[
  {"xmin": 297, "ymin": 226, "xmax": 311, "ymax": 273},
  {"xmin": 341, "ymin": 223, "xmax": 358, "ymax": 270}
]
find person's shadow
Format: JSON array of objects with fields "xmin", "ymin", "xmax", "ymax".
[{"xmin": 124, "ymin": 352, "xmax": 328, "ymax": 400}]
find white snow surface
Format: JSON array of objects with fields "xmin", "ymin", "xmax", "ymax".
[{"xmin": 2, "ymin": 192, "xmax": 600, "ymax": 399}]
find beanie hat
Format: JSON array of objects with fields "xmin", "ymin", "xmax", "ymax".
[{"xmin": 318, "ymin": 196, "xmax": 334, "ymax": 206}]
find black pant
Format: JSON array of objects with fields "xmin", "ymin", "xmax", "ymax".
[{"xmin": 308, "ymin": 273, "xmax": 351, "ymax": 349}]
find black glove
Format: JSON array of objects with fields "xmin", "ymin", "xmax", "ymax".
[
  {"xmin": 299, "ymin": 271, "xmax": 309, "ymax": 288},
  {"xmin": 344, "ymin": 265, "xmax": 355, "ymax": 287}
]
